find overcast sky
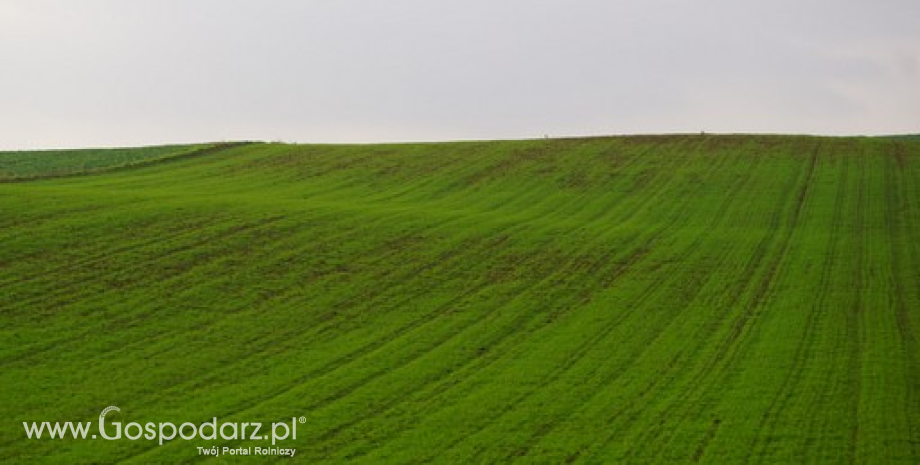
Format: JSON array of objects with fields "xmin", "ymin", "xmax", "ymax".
[{"xmin": 1, "ymin": 0, "xmax": 918, "ymax": 149}]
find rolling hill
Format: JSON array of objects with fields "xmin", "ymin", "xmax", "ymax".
[
  {"xmin": 0, "ymin": 144, "xmax": 217, "ymax": 181},
  {"xmin": 1, "ymin": 135, "xmax": 918, "ymax": 463}
]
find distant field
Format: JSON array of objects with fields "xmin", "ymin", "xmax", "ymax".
[
  {"xmin": 883, "ymin": 134, "xmax": 920, "ymax": 141},
  {"xmin": 0, "ymin": 143, "xmax": 223, "ymax": 180},
  {"xmin": 1, "ymin": 135, "xmax": 918, "ymax": 463}
]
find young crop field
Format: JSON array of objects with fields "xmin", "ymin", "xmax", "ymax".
[
  {"xmin": 0, "ymin": 143, "xmax": 218, "ymax": 181},
  {"xmin": 1, "ymin": 135, "xmax": 918, "ymax": 463}
]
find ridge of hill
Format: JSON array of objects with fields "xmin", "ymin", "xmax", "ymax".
[{"xmin": 0, "ymin": 142, "xmax": 256, "ymax": 181}]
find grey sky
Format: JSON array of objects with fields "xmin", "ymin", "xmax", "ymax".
[{"xmin": 1, "ymin": 0, "xmax": 918, "ymax": 149}]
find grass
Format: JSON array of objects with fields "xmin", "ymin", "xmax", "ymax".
[
  {"xmin": 0, "ymin": 143, "xmax": 226, "ymax": 180},
  {"xmin": 1, "ymin": 135, "xmax": 918, "ymax": 463}
]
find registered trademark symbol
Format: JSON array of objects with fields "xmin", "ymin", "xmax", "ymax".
[{"xmin": 299, "ymin": 416, "xmax": 307, "ymax": 424}]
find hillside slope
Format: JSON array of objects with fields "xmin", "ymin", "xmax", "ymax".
[
  {"xmin": 1, "ymin": 135, "xmax": 919, "ymax": 463},
  {"xmin": 0, "ymin": 143, "xmax": 227, "ymax": 180}
]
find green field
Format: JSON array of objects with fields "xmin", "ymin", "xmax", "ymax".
[
  {"xmin": 1, "ymin": 135, "xmax": 919, "ymax": 463},
  {"xmin": 0, "ymin": 144, "xmax": 226, "ymax": 181}
]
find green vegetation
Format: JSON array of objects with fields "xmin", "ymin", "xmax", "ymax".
[
  {"xmin": 1, "ymin": 135, "xmax": 918, "ymax": 463},
  {"xmin": 0, "ymin": 143, "xmax": 224, "ymax": 180},
  {"xmin": 881, "ymin": 134, "xmax": 920, "ymax": 141}
]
